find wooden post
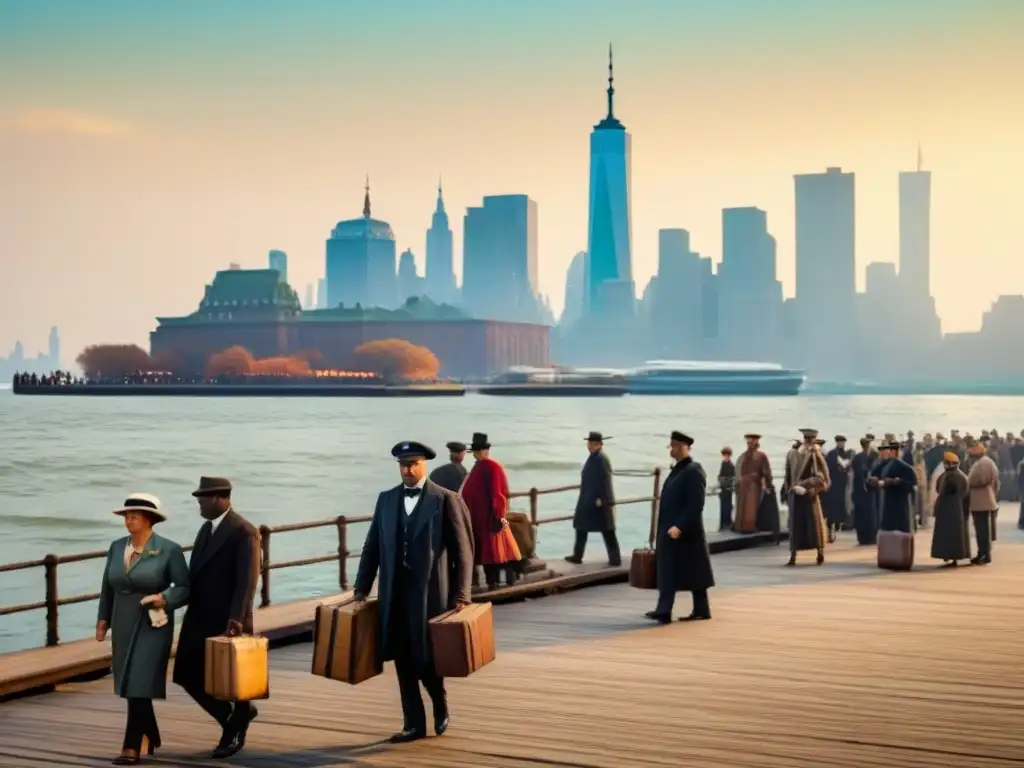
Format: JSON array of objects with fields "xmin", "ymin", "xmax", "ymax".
[
  {"xmin": 44, "ymin": 554, "xmax": 59, "ymax": 647},
  {"xmin": 648, "ymin": 468, "xmax": 661, "ymax": 548},
  {"xmin": 529, "ymin": 488, "xmax": 539, "ymax": 553},
  {"xmin": 336, "ymin": 516, "xmax": 348, "ymax": 590},
  {"xmin": 259, "ymin": 525, "xmax": 272, "ymax": 607}
]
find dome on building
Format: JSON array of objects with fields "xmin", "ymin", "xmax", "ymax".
[{"xmin": 329, "ymin": 177, "xmax": 395, "ymax": 241}]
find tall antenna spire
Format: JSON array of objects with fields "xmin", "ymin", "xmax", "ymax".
[
  {"xmin": 362, "ymin": 174, "xmax": 371, "ymax": 218},
  {"xmin": 916, "ymin": 142, "xmax": 923, "ymax": 172},
  {"xmin": 437, "ymin": 174, "xmax": 443, "ymax": 199},
  {"xmin": 606, "ymin": 42, "xmax": 615, "ymax": 119}
]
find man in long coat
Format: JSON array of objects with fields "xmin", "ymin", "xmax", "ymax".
[
  {"xmin": 823, "ymin": 435, "xmax": 853, "ymax": 537},
  {"xmin": 850, "ymin": 437, "xmax": 879, "ymax": 545},
  {"xmin": 869, "ymin": 440, "xmax": 918, "ymax": 533},
  {"xmin": 353, "ymin": 441, "xmax": 473, "ymax": 743},
  {"xmin": 566, "ymin": 431, "xmax": 621, "ymax": 566},
  {"xmin": 460, "ymin": 432, "xmax": 522, "ymax": 589},
  {"xmin": 173, "ymin": 477, "xmax": 260, "ymax": 760},
  {"xmin": 429, "ymin": 441, "xmax": 469, "ymax": 493},
  {"xmin": 644, "ymin": 430, "xmax": 714, "ymax": 624},
  {"xmin": 966, "ymin": 440, "xmax": 999, "ymax": 565},
  {"xmin": 786, "ymin": 429, "xmax": 830, "ymax": 566},
  {"xmin": 734, "ymin": 433, "xmax": 773, "ymax": 533}
]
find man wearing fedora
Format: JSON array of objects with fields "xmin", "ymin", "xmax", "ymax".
[
  {"xmin": 460, "ymin": 433, "xmax": 523, "ymax": 589},
  {"xmin": 353, "ymin": 441, "xmax": 474, "ymax": 743},
  {"xmin": 566, "ymin": 431, "xmax": 620, "ymax": 566},
  {"xmin": 172, "ymin": 477, "xmax": 260, "ymax": 759}
]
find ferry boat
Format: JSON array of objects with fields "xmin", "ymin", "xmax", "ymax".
[
  {"xmin": 624, "ymin": 360, "xmax": 805, "ymax": 396},
  {"xmin": 475, "ymin": 366, "xmax": 626, "ymax": 396}
]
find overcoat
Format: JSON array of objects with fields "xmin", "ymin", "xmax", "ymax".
[
  {"xmin": 461, "ymin": 457, "xmax": 521, "ymax": 565},
  {"xmin": 354, "ymin": 479, "xmax": 474, "ymax": 669},
  {"xmin": 172, "ymin": 509, "xmax": 259, "ymax": 693},
  {"xmin": 655, "ymin": 458, "xmax": 714, "ymax": 593},
  {"xmin": 822, "ymin": 447, "xmax": 853, "ymax": 527},
  {"xmin": 97, "ymin": 532, "xmax": 190, "ymax": 699},
  {"xmin": 871, "ymin": 459, "xmax": 918, "ymax": 533},
  {"xmin": 429, "ymin": 461, "xmax": 467, "ymax": 494},
  {"xmin": 573, "ymin": 451, "xmax": 616, "ymax": 532},
  {"xmin": 931, "ymin": 468, "xmax": 971, "ymax": 561}
]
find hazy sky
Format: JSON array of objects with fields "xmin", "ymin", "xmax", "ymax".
[{"xmin": 2, "ymin": 0, "xmax": 1022, "ymax": 360}]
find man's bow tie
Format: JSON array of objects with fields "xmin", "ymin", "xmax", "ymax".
[{"xmin": 403, "ymin": 487, "xmax": 422, "ymax": 498}]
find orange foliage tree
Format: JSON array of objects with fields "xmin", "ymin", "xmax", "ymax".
[
  {"xmin": 292, "ymin": 348, "xmax": 327, "ymax": 370},
  {"xmin": 76, "ymin": 344, "xmax": 153, "ymax": 378},
  {"xmin": 353, "ymin": 338, "xmax": 441, "ymax": 381},
  {"xmin": 204, "ymin": 346, "xmax": 255, "ymax": 377},
  {"xmin": 252, "ymin": 356, "xmax": 311, "ymax": 376}
]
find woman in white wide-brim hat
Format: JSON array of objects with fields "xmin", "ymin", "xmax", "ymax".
[{"xmin": 95, "ymin": 493, "xmax": 190, "ymax": 765}]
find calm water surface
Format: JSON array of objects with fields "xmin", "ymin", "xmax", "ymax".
[{"xmin": 1, "ymin": 389, "xmax": 1022, "ymax": 651}]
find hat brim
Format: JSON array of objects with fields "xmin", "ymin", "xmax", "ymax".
[
  {"xmin": 113, "ymin": 507, "xmax": 167, "ymax": 523},
  {"xmin": 191, "ymin": 487, "xmax": 232, "ymax": 497}
]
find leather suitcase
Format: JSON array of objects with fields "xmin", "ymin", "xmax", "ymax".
[
  {"xmin": 506, "ymin": 512, "xmax": 535, "ymax": 559},
  {"xmin": 311, "ymin": 599, "xmax": 382, "ymax": 685},
  {"xmin": 877, "ymin": 530, "xmax": 914, "ymax": 570},
  {"xmin": 629, "ymin": 549, "xmax": 657, "ymax": 589},
  {"xmin": 204, "ymin": 635, "xmax": 269, "ymax": 702},
  {"xmin": 429, "ymin": 602, "xmax": 495, "ymax": 678}
]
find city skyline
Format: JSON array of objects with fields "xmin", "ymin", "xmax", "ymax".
[{"xmin": 2, "ymin": 0, "xmax": 1022, "ymax": 356}]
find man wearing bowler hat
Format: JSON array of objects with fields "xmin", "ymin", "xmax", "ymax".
[
  {"xmin": 645, "ymin": 431, "xmax": 714, "ymax": 624},
  {"xmin": 353, "ymin": 441, "xmax": 474, "ymax": 743},
  {"xmin": 173, "ymin": 477, "xmax": 260, "ymax": 759},
  {"xmin": 566, "ymin": 431, "xmax": 621, "ymax": 566}
]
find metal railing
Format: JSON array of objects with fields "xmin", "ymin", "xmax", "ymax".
[{"xmin": 0, "ymin": 468, "xmax": 664, "ymax": 649}]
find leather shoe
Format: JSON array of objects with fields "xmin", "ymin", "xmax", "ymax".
[
  {"xmin": 390, "ymin": 728, "xmax": 426, "ymax": 743},
  {"xmin": 643, "ymin": 611, "xmax": 671, "ymax": 624},
  {"xmin": 212, "ymin": 732, "xmax": 242, "ymax": 759},
  {"xmin": 434, "ymin": 714, "xmax": 449, "ymax": 736},
  {"xmin": 678, "ymin": 612, "xmax": 711, "ymax": 622}
]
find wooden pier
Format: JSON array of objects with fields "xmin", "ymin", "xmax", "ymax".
[{"xmin": 1, "ymin": 532, "xmax": 1023, "ymax": 767}]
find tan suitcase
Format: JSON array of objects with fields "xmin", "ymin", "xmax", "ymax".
[
  {"xmin": 629, "ymin": 548, "xmax": 657, "ymax": 589},
  {"xmin": 311, "ymin": 599, "xmax": 382, "ymax": 685},
  {"xmin": 204, "ymin": 635, "xmax": 269, "ymax": 702},
  {"xmin": 506, "ymin": 512, "xmax": 535, "ymax": 559},
  {"xmin": 877, "ymin": 530, "xmax": 914, "ymax": 570},
  {"xmin": 429, "ymin": 603, "xmax": 495, "ymax": 678}
]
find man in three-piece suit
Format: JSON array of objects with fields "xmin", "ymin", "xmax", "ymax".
[
  {"xmin": 353, "ymin": 441, "xmax": 474, "ymax": 743},
  {"xmin": 172, "ymin": 476, "xmax": 260, "ymax": 759}
]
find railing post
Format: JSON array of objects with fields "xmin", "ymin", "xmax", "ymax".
[
  {"xmin": 336, "ymin": 515, "xmax": 348, "ymax": 590},
  {"xmin": 528, "ymin": 488, "xmax": 539, "ymax": 554},
  {"xmin": 44, "ymin": 554, "xmax": 59, "ymax": 647},
  {"xmin": 259, "ymin": 525, "xmax": 272, "ymax": 607},
  {"xmin": 648, "ymin": 468, "xmax": 661, "ymax": 548}
]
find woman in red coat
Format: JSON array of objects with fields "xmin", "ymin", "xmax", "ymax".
[{"xmin": 461, "ymin": 433, "xmax": 521, "ymax": 589}]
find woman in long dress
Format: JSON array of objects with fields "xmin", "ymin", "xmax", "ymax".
[{"xmin": 930, "ymin": 453, "xmax": 972, "ymax": 566}]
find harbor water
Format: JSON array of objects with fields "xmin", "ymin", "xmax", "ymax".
[{"xmin": 1, "ymin": 388, "xmax": 1022, "ymax": 652}]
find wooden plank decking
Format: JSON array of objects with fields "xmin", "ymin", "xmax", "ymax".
[{"xmin": 1, "ymin": 533, "xmax": 1023, "ymax": 767}]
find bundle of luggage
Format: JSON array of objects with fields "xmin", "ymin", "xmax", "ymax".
[{"xmin": 311, "ymin": 598, "xmax": 496, "ymax": 684}]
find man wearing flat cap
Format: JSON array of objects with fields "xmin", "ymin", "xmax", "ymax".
[
  {"xmin": 173, "ymin": 476, "xmax": 261, "ymax": 759},
  {"xmin": 868, "ymin": 440, "xmax": 918, "ymax": 536},
  {"xmin": 822, "ymin": 435, "xmax": 854, "ymax": 541},
  {"xmin": 429, "ymin": 441, "xmax": 469, "ymax": 493},
  {"xmin": 645, "ymin": 431, "xmax": 714, "ymax": 623},
  {"xmin": 354, "ymin": 441, "xmax": 474, "ymax": 743},
  {"xmin": 785, "ymin": 429, "xmax": 830, "ymax": 566},
  {"xmin": 566, "ymin": 431, "xmax": 621, "ymax": 567}
]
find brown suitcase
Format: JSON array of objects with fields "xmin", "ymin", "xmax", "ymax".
[
  {"xmin": 877, "ymin": 530, "xmax": 914, "ymax": 570},
  {"xmin": 429, "ymin": 602, "xmax": 495, "ymax": 678},
  {"xmin": 506, "ymin": 512, "xmax": 535, "ymax": 559},
  {"xmin": 312, "ymin": 599, "xmax": 382, "ymax": 685},
  {"xmin": 204, "ymin": 635, "xmax": 269, "ymax": 702},
  {"xmin": 629, "ymin": 548, "xmax": 657, "ymax": 589}
]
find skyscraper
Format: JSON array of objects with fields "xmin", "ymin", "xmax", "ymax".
[
  {"xmin": 268, "ymin": 250, "xmax": 288, "ymax": 284},
  {"xmin": 584, "ymin": 45, "xmax": 633, "ymax": 317},
  {"xmin": 794, "ymin": 167, "xmax": 856, "ymax": 374},
  {"xmin": 325, "ymin": 179, "xmax": 398, "ymax": 310},
  {"xmin": 462, "ymin": 194, "xmax": 539, "ymax": 322},
  {"xmin": 561, "ymin": 251, "xmax": 586, "ymax": 326},
  {"xmin": 425, "ymin": 179, "xmax": 457, "ymax": 304},
  {"xmin": 899, "ymin": 152, "xmax": 931, "ymax": 297},
  {"xmin": 398, "ymin": 248, "xmax": 424, "ymax": 303},
  {"xmin": 316, "ymin": 278, "xmax": 327, "ymax": 310}
]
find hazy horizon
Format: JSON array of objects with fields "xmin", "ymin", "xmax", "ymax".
[{"xmin": 2, "ymin": 0, "xmax": 1022, "ymax": 359}]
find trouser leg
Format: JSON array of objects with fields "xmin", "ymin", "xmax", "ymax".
[
  {"xmin": 572, "ymin": 530, "xmax": 587, "ymax": 560},
  {"xmin": 482, "ymin": 564, "xmax": 500, "ymax": 586},
  {"xmin": 973, "ymin": 512, "xmax": 992, "ymax": 559},
  {"xmin": 393, "ymin": 651, "xmax": 427, "ymax": 732},
  {"xmin": 184, "ymin": 684, "xmax": 232, "ymax": 727},
  {"xmin": 654, "ymin": 587, "xmax": 675, "ymax": 616},
  {"xmin": 601, "ymin": 530, "xmax": 621, "ymax": 565},
  {"xmin": 719, "ymin": 492, "xmax": 733, "ymax": 530},
  {"xmin": 692, "ymin": 588, "xmax": 711, "ymax": 617}
]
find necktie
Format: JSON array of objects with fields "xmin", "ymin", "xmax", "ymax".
[
  {"xmin": 403, "ymin": 487, "xmax": 421, "ymax": 498},
  {"xmin": 195, "ymin": 521, "xmax": 213, "ymax": 553}
]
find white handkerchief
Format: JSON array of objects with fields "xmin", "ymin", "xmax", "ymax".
[
  {"xmin": 792, "ymin": 486, "xmax": 807, "ymax": 496},
  {"xmin": 148, "ymin": 608, "xmax": 168, "ymax": 628}
]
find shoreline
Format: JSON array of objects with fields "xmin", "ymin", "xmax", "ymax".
[{"xmin": 11, "ymin": 382, "xmax": 467, "ymax": 397}]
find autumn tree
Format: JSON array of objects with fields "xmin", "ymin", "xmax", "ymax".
[
  {"xmin": 252, "ymin": 356, "xmax": 311, "ymax": 376},
  {"xmin": 353, "ymin": 338, "xmax": 441, "ymax": 381},
  {"xmin": 292, "ymin": 348, "xmax": 327, "ymax": 370},
  {"xmin": 205, "ymin": 346, "xmax": 254, "ymax": 377},
  {"xmin": 76, "ymin": 344, "xmax": 152, "ymax": 378}
]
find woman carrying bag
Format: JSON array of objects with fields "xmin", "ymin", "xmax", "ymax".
[{"xmin": 96, "ymin": 493, "xmax": 190, "ymax": 764}]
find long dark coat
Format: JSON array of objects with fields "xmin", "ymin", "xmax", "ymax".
[
  {"xmin": 655, "ymin": 458, "xmax": 714, "ymax": 593},
  {"xmin": 172, "ymin": 510, "xmax": 259, "ymax": 693},
  {"xmin": 789, "ymin": 448, "xmax": 830, "ymax": 552},
  {"xmin": 871, "ymin": 458, "xmax": 918, "ymax": 533},
  {"xmin": 429, "ymin": 461, "xmax": 468, "ymax": 493},
  {"xmin": 850, "ymin": 451, "xmax": 879, "ymax": 545},
  {"xmin": 574, "ymin": 451, "xmax": 616, "ymax": 532},
  {"xmin": 823, "ymin": 447, "xmax": 853, "ymax": 527},
  {"xmin": 931, "ymin": 468, "xmax": 971, "ymax": 561},
  {"xmin": 354, "ymin": 479, "xmax": 473, "ymax": 669},
  {"xmin": 98, "ymin": 532, "xmax": 190, "ymax": 699}
]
